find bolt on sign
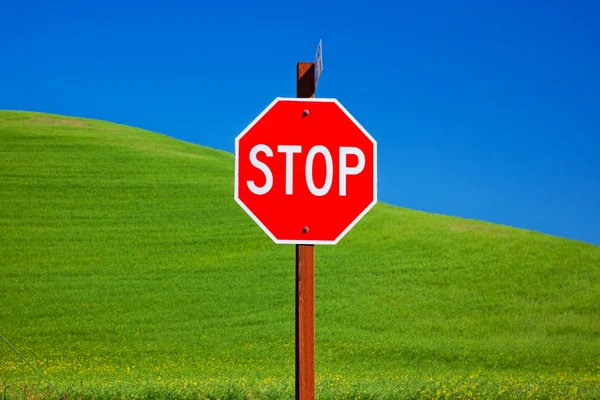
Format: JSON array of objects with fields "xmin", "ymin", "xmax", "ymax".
[{"xmin": 234, "ymin": 97, "xmax": 377, "ymax": 244}]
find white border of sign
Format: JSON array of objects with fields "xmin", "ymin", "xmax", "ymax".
[{"xmin": 234, "ymin": 97, "xmax": 377, "ymax": 245}]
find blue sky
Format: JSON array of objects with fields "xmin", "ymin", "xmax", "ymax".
[{"xmin": 1, "ymin": 0, "xmax": 599, "ymax": 245}]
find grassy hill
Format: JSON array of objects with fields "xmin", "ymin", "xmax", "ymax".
[{"xmin": 1, "ymin": 110, "xmax": 599, "ymax": 399}]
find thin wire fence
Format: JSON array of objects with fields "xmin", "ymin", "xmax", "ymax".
[{"xmin": 0, "ymin": 331, "xmax": 64, "ymax": 399}]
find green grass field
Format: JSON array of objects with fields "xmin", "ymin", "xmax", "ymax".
[{"xmin": 1, "ymin": 110, "xmax": 599, "ymax": 399}]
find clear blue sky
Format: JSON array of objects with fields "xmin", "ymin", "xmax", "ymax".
[{"xmin": 1, "ymin": 0, "xmax": 599, "ymax": 245}]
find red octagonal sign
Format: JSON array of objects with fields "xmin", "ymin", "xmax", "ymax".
[{"xmin": 235, "ymin": 98, "xmax": 377, "ymax": 245}]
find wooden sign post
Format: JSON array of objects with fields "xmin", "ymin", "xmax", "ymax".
[{"xmin": 296, "ymin": 61, "xmax": 316, "ymax": 400}]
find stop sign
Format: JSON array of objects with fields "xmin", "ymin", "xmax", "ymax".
[{"xmin": 235, "ymin": 97, "xmax": 377, "ymax": 244}]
